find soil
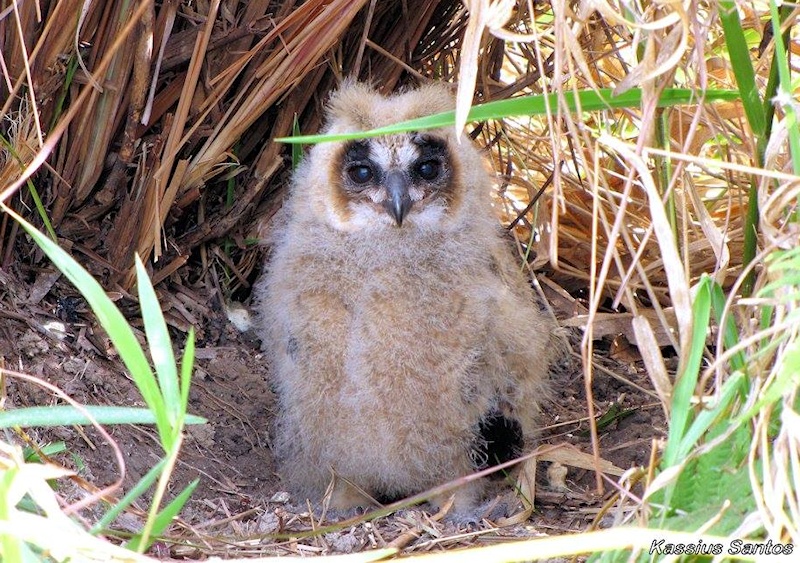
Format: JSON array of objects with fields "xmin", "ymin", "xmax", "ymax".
[{"xmin": 0, "ymin": 263, "xmax": 666, "ymax": 557}]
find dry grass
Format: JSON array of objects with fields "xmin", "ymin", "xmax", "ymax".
[{"xmin": 2, "ymin": 0, "xmax": 800, "ymax": 559}]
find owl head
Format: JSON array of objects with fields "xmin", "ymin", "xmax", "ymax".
[{"xmin": 294, "ymin": 82, "xmax": 491, "ymax": 233}]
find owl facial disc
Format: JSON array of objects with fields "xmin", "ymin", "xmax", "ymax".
[{"xmin": 334, "ymin": 133, "xmax": 455, "ymax": 230}]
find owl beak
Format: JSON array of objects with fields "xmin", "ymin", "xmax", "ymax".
[{"xmin": 383, "ymin": 170, "xmax": 413, "ymax": 227}]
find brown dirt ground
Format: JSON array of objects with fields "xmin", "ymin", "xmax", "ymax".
[{"xmin": 0, "ymin": 263, "xmax": 666, "ymax": 558}]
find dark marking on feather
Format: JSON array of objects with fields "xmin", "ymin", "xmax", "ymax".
[{"xmin": 472, "ymin": 409, "xmax": 524, "ymax": 474}]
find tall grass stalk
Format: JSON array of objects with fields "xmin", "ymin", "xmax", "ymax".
[
  {"xmin": 0, "ymin": 203, "xmax": 205, "ymax": 554},
  {"xmin": 719, "ymin": 0, "xmax": 796, "ymax": 294}
]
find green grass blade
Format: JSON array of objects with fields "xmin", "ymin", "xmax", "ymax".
[
  {"xmin": 0, "ymin": 136, "xmax": 58, "ymax": 242},
  {"xmin": 135, "ymin": 255, "xmax": 179, "ymax": 442},
  {"xmin": 767, "ymin": 0, "xmax": 800, "ymax": 175},
  {"xmin": 736, "ymin": 248, "xmax": 800, "ymax": 423},
  {"xmin": 24, "ymin": 179, "xmax": 57, "ymax": 242},
  {"xmin": 48, "ymin": 54, "xmax": 79, "ymax": 131},
  {"xmin": 741, "ymin": 180, "xmax": 760, "ymax": 296},
  {"xmin": 0, "ymin": 466, "xmax": 24, "ymax": 562},
  {"xmin": 179, "ymin": 328, "xmax": 196, "ymax": 427},
  {"xmin": 277, "ymin": 88, "xmax": 740, "ymax": 144},
  {"xmin": 20, "ymin": 542, "xmax": 40, "ymax": 562},
  {"xmin": 0, "ymin": 406, "xmax": 206, "ymax": 428},
  {"xmin": 736, "ymin": 332, "xmax": 800, "ymax": 425},
  {"xmin": 762, "ymin": 3, "xmax": 793, "ymax": 143},
  {"xmin": 675, "ymin": 370, "xmax": 746, "ymax": 461},
  {"xmin": 22, "ymin": 442, "xmax": 66, "ymax": 463},
  {"xmin": 662, "ymin": 274, "xmax": 712, "ymax": 468},
  {"xmin": 291, "ymin": 114, "xmax": 303, "ymax": 168},
  {"xmin": 124, "ymin": 478, "xmax": 199, "ymax": 552},
  {"xmin": 709, "ymin": 281, "xmax": 747, "ymax": 374},
  {"xmin": 8, "ymin": 210, "xmax": 167, "ymax": 424},
  {"xmin": 718, "ymin": 1, "xmax": 766, "ymax": 139},
  {"xmin": 90, "ymin": 458, "xmax": 168, "ymax": 534},
  {"xmin": 719, "ymin": 0, "xmax": 771, "ymax": 296}
]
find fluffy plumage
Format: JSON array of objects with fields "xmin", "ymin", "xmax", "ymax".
[{"xmin": 254, "ymin": 82, "xmax": 558, "ymax": 516}]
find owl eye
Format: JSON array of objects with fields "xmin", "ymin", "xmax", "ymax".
[
  {"xmin": 347, "ymin": 165, "xmax": 374, "ymax": 184},
  {"xmin": 416, "ymin": 160, "xmax": 441, "ymax": 181}
]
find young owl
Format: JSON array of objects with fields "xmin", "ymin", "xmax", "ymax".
[{"xmin": 254, "ymin": 82, "xmax": 558, "ymax": 518}]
